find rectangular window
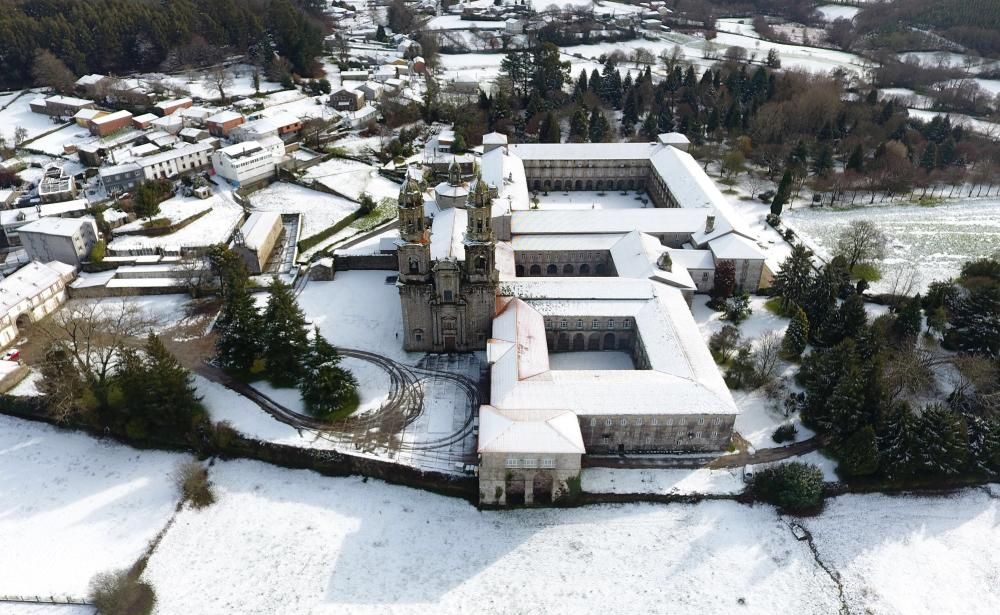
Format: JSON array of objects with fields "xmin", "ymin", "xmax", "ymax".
[
  {"xmin": 695, "ymin": 431, "xmax": 703, "ymax": 439},
  {"xmin": 713, "ymin": 417, "xmax": 722, "ymax": 425},
  {"xmin": 698, "ymin": 418, "xmax": 705, "ymax": 425},
  {"xmin": 666, "ymin": 418, "xmax": 674, "ymax": 426},
  {"xmin": 620, "ymin": 418, "xmax": 628, "ymax": 426},
  {"xmin": 607, "ymin": 319, "xmax": 615, "ymax": 328},
  {"xmin": 592, "ymin": 319, "xmax": 600, "ymax": 329},
  {"xmin": 560, "ymin": 319, "xmax": 568, "ymax": 329},
  {"xmin": 522, "ymin": 458, "xmax": 538, "ymax": 469},
  {"xmin": 443, "ymin": 290, "xmax": 453, "ymax": 302},
  {"xmin": 624, "ymin": 320, "xmax": 632, "ymax": 329},
  {"xmin": 605, "ymin": 418, "xmax": 613, "ymax": 426},
  {"xmin": 635, "ymin": 418, "xmax": 642, "ymax": 426},
  {"xmin": 651, "ymin": 418, "xmax": 658, "ymax": 426},
  {"xmin": 590, "ymin": 418, "xmax": 596, "ymax": 427},
  {"xmin": 505, "ymin": 458, "xmax": 520, "ymax": 468},
  {"xmin": 541, "ymin": 458, "xmax": 555, "ymax": 469},
  {"xmin": 576, "ymin": 319, "xmax": 583, "ymax": 329},
  {"xmin": 678, "ymin": 418, "xmax": 687, "ymax": 426},
  {"xmin": 712, "ymin": 431, "xmax": 719, "ymax": 440}
]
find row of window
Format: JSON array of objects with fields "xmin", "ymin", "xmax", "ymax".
[
  {"xmin": 545, "ymin": 318, "xmax": 632, "ymax": 330},
  {"xmin": 589, "ymin": 416, "xmax": 724, "ymax": 427},
  {"xmin": 505, "ymin": 458, "xmax": 556, "ymax": 469}
]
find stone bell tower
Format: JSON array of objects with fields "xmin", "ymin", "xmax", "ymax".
[{"xmin": 396, "ymin": 174, "xmax": 435, "ymax": 351}]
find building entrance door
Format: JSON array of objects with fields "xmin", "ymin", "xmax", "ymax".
[{"xmin": 444, "ymin": 335, "xmax": 456, "ymax": 352}]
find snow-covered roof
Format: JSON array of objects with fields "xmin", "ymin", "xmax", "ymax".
[
  {"xmin": 218, "ymin": 140, "xmax": 266, "ymax": 159},
  {"xmin": 488, "ymin": 282, "xmax": 739, "ymax": 418},
  {"xmin": 138, "ymin": 142, "xmax": 213, "ymax": 168},
  {"xmin": 608, "ymin": 231, "xmax": 697, "ymax": 291},
  {"xmin": 155, "ymin": 97, "xmax": 192, "ymax": 111},
  {"xmin": 91, "ymin": 110, "xmax": 132, "ymax": 125},
  {"xmin": 478, "ymin": 406, "xmax": 585, "ymax": 454},
  {"xmin": 483, "ymin": 132, "xmax": 508, "ymax": 145},
  {"xmin": 511, "ymin": 234, "xmax": 623, "ymax": 252},
  {"xmin": 708, "ymin": 233, "xmax": 766, "ymax": 261},
  {"xmin": 668, "ymin": 248, "xmax": 715, "ymax": 270},
  {"xmin": 429, "ymin": 207, "xmax": 466, "ymax": 261},
  {"xmin": 0, "ymin": 200, "xmax": 89, "ymax": 228},
  {"xmin": 132, "ymin": 113, "xmax": 158, "ymax": 124},
  {"xmin": 44, "ymin": 95, "xmax": 94, "ymax": 108},
  {"xmin": 434, "ymin": 181, "xmax": 468, "ymax": 200},
  {"xmin": 509, "ymin": 142, "xmax": 658, "ymax": 161},
  {"xmin": 239, "ymin": 211, "xmax": 281, "ymax": 250},
  {"xmin": 74, "ymin": 108, "xmax": 103, "ymax": 121},
  {"xmin": 17, "ymin": 216, "xmax": 92, "ymax": 238},
  {"xmin": 657, "ymin": 132, "xmax": 690, "ymax": 145},
  {"xmin": 206, "ymin": 110, "xmax": 243, "ymax": 124},
  {"xmin": 75, "ymin": 74, "xmax": 107, "ymax": 86},
  {"xmin": 0, "ymin": 261, "xmax": 75, "ymax": 314}
]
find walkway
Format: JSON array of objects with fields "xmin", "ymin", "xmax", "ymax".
[{"xmin": 584, "ymin": 437, "xmax": 824, "ymax": 470}]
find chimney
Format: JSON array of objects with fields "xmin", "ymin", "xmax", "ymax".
[{"xmin": 705, "ymin": 215, "xmax": 716, "ymax": 234}]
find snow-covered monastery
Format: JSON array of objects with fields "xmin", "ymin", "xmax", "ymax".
[{"xmin": 397, "ymin": 132, "xmax": 767, "ymax": 505}]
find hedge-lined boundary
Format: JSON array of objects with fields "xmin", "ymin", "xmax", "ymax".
[
  {"xmin": 296, "ymin": 207, "xmax": 365, "ymax": 253},
  {"xmin": 113, "ymin": 208, "xmax": 212, "ymax": 238}
]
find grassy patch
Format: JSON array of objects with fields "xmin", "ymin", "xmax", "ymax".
[
  {"xmin": 351, "ymin": 198, "xmax": 397, "ymax": 232},
  {"xmin": 142, "ymin": 217, "xmax": 171, "ymax": 229},
  {"xmin": 763, "ymin": 296, "xmax": 787, "ymax": 316},
  {"xmin": 852, "ymin": 263, "xmax": 882, "ymax": 282}
]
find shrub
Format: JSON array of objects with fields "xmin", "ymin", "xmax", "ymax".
[
  {"xmin": 772, "ymin": 423, "xmax": 798, "ymax": 444},
  {"xmin": 173, "ymin": 461, "xmax": 215, "ymax": 509},
  {"xmin": 88, "ymin": 569, "xmax": 156, "ymax": 615},
  {"xmin": 751, "ymin": 462, "xmax": 825, "ymax": 514},
  {"xmin": 89, "ymin": 240, "xmax": 106, "ymax": 263}
]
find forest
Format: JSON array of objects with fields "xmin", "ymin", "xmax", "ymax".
[{"xmin": 0, "ymin": 0, "xmax": 327, "ymax": 89}]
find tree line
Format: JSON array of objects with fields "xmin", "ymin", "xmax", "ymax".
[{"xmin": 0, "ymin": 0, "xmax": 326, "ymax": 90}]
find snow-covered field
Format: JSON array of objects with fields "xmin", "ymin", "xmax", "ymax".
[
  {"xmin": 114, "ymin": 195, "xmax": 213, "ymax": 233},
  {"xmin": 304, "ymin": 158, "xmax": 401, "ymax": 203},
  {"xmin": 0, "ymin": 416, "xmax": 186, "ymax": 599},
  {"xmin": 248, "ymin": 182, "xmax": 358, "ymax": 239},
  {"xmin": 0, "ymin": 92, "xmax": 64, "ymax": 145},
  {"xmin": 108, "ymin": 196, "xmax": 243, "ymax": 253},
  {"xmin": 815, "ymin": 4, "xmax": 860, "ymax": 21},
  {"xmin": 138, "ymin": 458, "xmax": 1000, "ymax": 615},
  {"xmin": 581, "ymin": 467, "xmax": 745, "ymax": 495},
  {"xmin": 783, "ymin": 199, "xmax": 1000, "ymax": 292},
  {"xmin": 141, "ymin": 459, "xmax": 840, "ymax": 615}
]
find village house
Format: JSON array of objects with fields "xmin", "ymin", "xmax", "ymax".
[
  {"xmin": 0, "ymin": 260, "xmax": 77, "ymax": 349},
  {"xmin": 154, "ymin": 97, "xmax": 193, "ymax": 116},
  {"xmin": 329, "ymin": 88, "xmax": 365, "ymax": 112},
  {"xmin": 17, "ymin": 216, "xmax": 98, "ymax": 268},
  {"xmin": 206, "ymin": 110, "xmax": 246, "ymax": 137},
  {"xmin": 211, "ymin": 138, "xmax": 285, "ymax": 187}
]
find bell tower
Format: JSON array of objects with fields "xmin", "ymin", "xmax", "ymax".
[
  {"xmin": 396, "ymin": 175, "xmax": 431, "ymax": 284},
  {"xmin": 463, "ymin": 171, "xmax": 497, "ymax": 285}
]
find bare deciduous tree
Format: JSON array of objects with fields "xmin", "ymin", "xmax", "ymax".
[
  {"xmin": 177, "ymin": 257, "xmax": 216, "ymax": 298},
  {"xmin": 31, "ymin": 49, "xmax": 76, "ymax": 94},
  {"xmin": 835, "ymin": 219, "xmax": 888, "ymax": 269},
  {"xmin": 752, "ymin": 331, "xmax": 783, "ymax": 387},
  {"xmin": 34, "ymin": 299, "xmax": 159, "ymax": 408},
  {"xmin": 207, "ymin": 65, "xmax": 234, "ymax": 103},
  {"xmin": 884, "ymin": 347, "xmax": 936, "ymax": 403},
  {"xmin": 882, "ymin": 262, "xmax": 921, "ymax": 301}
]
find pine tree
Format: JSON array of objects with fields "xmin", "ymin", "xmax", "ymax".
[
  {"xmin": 622, "ymin": 87, "xmax": 639, "ymax": 126},
  {"xmin": 964, "ymin": 414, "xmax": 1000, "ymax": 475},
  {"xmin": 569, "ymin": 106, "xmax": 589, "ymax": 142},
  {"xmin": 261, "ymin": 277, "xmax": 310, "ymax": 387},
  {"xmin": 811, "ymin": 144, "xmax": 833, "ymax": 177},
  {"xmin": 944, "ymin": 286, "xmax": 1000, "ymax": 356},
  {"xmin": 657, "ymin": 107, "xmax": 674, "ymax": 133},
  {"xmin": 846, "ymin": 144, "xmax": 864, "ymax": 172},
  {"xmin": 143, "ymin": 333, "xmax": 204, "ymax": 435},
  {"xmin": 539, "ymin": 111, "xmax": 561, "ymax": 143},
  {"xmin": 640, "ymin": 112, "xmax": 659, "ymax": 141},
  {"xmin": 770, "ymin": 169, "xmax": 793, "ymax": 216},
  {"xmin": 916, "ymin": 404, "xmax": 967, "ymax": 475},
  {"xmin": 920, "ymin": 142, "xmax": 938, "ymax": 171},
  {"xmin": 300, "ymin": 328, "xmax": 359, "ymax": 420},
  {"xmin": 781, "ymin": 305, "xmax": 810, "ymax": 358},
  {"xmin": 829, "ymin": 365, "xmax": 867, "ymax": 437},
  {"xmin": 837, "ymin": 425, "xmax": 880, "ymax": 476},
  {"xmin": 773, "ymin": 244, "xmax": 814, "ymax": 312},
  {"xmin": 588, "ymin": 106, "xmax": 609, "ymax": 143},
  {"xmin": 215, "ymin": 281, "xmax": 262, "ymax": 374},
  {"xmin": 878, "ymin": 403, "xmax": 918, "ymax": 478},
  {"xmin": 589, "ymin": 68, "xmax": 602, "ymax": 95},
  {"xmin": 577, "ymin": 69, "xmax": 588, "ymax": 93},
  {"xmin": 892, "ymin": 294, "xmax": 923, "ymax": 341}
]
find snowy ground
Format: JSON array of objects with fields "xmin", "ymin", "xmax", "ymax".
[
  {"xmin": 0, "ymin": 91, "xmax": 64, "ymax": 145},
  {"xmin": 107, "ymin": 195, "xmax": 243, "ymax": 254},
  {"xmin": 140, "ymin": 459, "xmax": 840, "ymax": 615},
  {"xmin": 0, "ymin": 416, "xmax": 186, "ymax": 599},
  {"xmin": 532, "ymin": 189, "xmax": 652, "ymax": 210},
  {"xmin": 247, "ymin": 182, "xmax": 358, "ymax": 239},
  {"xmin": 907, "ymin": 108, "xmax": 1000, "ymax": 138},
  {"xmin": 137, "ymin": 458, "xmax": 1000, "ymax": 615},
  {"xmin": 304, "ymin": 158, "xmax": 401, "ymax": 203},
  {"xmin": 783, "ymin": 198, "xmax": 1000, "ymax": 292},
  {"xmin": 581, "ymin": 467, "xmax": 745, "ymax": 495},
  {"xmin": 815, "ymin": 4, "xmax": 860, "ymax": 21},
  {"xmin": 114, "ymin": 195, "xmax": 213, "ymax": 233}
]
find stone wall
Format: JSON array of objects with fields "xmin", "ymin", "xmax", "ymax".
[
  {"xmin": 478, "ymin": 451, "xmax": 581, "ymax": 505},
  {"xmin": 578, "ymin": 413, "xmax": 736, "ymax": 453}
]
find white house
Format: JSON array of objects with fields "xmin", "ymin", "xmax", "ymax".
[
  {"xmin": 0, "ymin": 261, "xmax": 76, "ymax": 349},
  {"xmin": 138, "ymin": 142, "xmax": 214, "ymax": 181},
  {"xmin": 211, "ymin": 138, "xmax": 285, "ymax": 187}
]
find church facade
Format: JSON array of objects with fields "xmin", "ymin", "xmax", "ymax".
[{"xmin": 396, "ymin": 164, "xmax": 498, "ymax": 352}]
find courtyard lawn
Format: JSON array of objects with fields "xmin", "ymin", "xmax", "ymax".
[{"xmin": 247, "ymin": 182, "xmax": 358, "ymax": 240}]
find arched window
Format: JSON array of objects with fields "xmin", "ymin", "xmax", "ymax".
[
  {"xmin": 516, "ymin": 264, "xmax": 525, "ymax": 277},
  {"xmin": 579, "ymin": 263, "xmax": 590, "ymax": 275},
  {"xmin": 408, "ymin": 257, "xmax": 419, "ymax": 274},
  {"xmin": 546, "ymin": 264, "xmax": 558, "ymax": 275},
  {"xmin": 530, "ymin": 264, "xmax": 541, "ymax": 275},
  {"xmin": 475, "ymin": 255, "xmax": 486, "ymax": 271},
  {"xmin": 563, "ymin": 263, "xmax": 574, "ymax": 275}
]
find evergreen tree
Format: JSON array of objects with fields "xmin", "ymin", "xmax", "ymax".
[
  {"xmin": 588, "ymin": 106, "xmax": 609, "ymax": 143},
  {"xmin": 577, "ymin": 69, "xmax": 588, "ymax": 93},
  {"xmin": 781, "ymin": 305, "xmax": 810, "ymax": 358},
  {"xmin": 569, "ymin": 106, "xmax": 589, "ymax": 142},
  {"xmin": 539, "ymin": 111, "xmax": 561, "ymax": 143},
  {"xmin": 846, "ymin": 144, "xmax": 864, "ymax": 172},
  {"xmin": 711, "ymin": 260, "xmax": 737, "ymax": 305},
  {"xmin": 829, "ymin": 364, "xmax": 867, "ymax": 437},
  {"xmin": 837, "ymin": 425, "xmax": 880, "ymax": 476},
  {"xmin": 919, "ymin": 142, "xmax": 938, "ymax": 171},
  {"xmin": 640, "ymin": 112, "xmax": 659, "ymax": 141},
  {"xmin": 622, "ymin": 87, "xmax": 639, "ymax": 126},
  {"xmin": 143, "ymin": 333, "xmax": 204, "ymax": 435},
  {"xmin": 944, "ymin": 286, "xmax": 1000, "ymax": 356},
  {"xmin": 770, "ymin": 168, "xmax": 793, "ymax": 216},
  {"xmin": 588, "ymin": 68, "xmax": 602, "ymax": 95},
  {"xmin": 964, "ymin": 414, "xmax": 1000, "ymax": 475},
  {"xmin": 892, "ymin": 294, "xmax": 923, "ymax": 341},
  {"xmin": 215, "ymin": 281, "xmax": 262, "ymax": 374},
  {"xmin": 878, "ymin": 403, "xmax": 919, "ymax": 478},
  {"xmin": 375, "ymin": 24, "xmax": 387, "ymax": 42},
  {"xmin": 773, "ymin": 244, "xmax": 814, "ymax": 312},
  {"xmin": 261, "ymin": 277, "xmax": 310, "ymax": 387},
  {"xmin": 811, "ymin": 144, "xmax": 833, "ymax": 177},
  {"xmin": 300, "ymin": 328, "xmax": 359, "ymax": 420},
  {"xmin": 657, "ymin": 107, "xmax": 675, "ymax": 133},
  {"xmin": 916, "ymin": 404, "xmax": 967, "ymax": 475}
]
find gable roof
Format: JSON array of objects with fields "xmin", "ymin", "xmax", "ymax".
[{"xmin": 478, "ymin": 405, "xmax": 585, "ymax": 454}]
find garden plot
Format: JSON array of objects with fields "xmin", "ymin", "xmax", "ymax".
[
  {"xmin": 783, "ymin": 199, "xmax": 1000, "ymax": 292},
  {"xmin": 0, "ymin": 415, "xmax": 187, "ymax": 599},
  {"xmin": 114, "ymin": 195, "xmax": 214, "ymax": 233},
  {"xmin": 25, "ymin": 122, "xmax": 93, "ymax": 156},
  {"xmin": 248, "ymin": 182, "xmax": 358, "ymax": 239},
  {"xmin": 108, "ymin": 197, "xmax": 243, "ymax": 254},
  {"xmin": 304, "ymin": 158, "xmax": 400, "ymax": 203},
  {"xmin": 141, "ymin": 459, "xmax": 843, "ymax": 615}
]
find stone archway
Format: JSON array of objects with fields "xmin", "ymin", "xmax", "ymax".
[
  {"xmin": 15, "ymin": 312, "xmax": 32, "ymax": 332},
  {"xmin": 562, "ymin": 263, "xmax": 574, "ymax": 275},
  {"xmin": 505, "ymin": 472, "xmax": 526, "ymax": 505},
  {"xmin": 516, "ymin": 264, "xmax": 524, "ymax": 277},
  {"xmin": 546, "ymin": 264, "xmax": 558, "ymax": 275},
  {"xmin": 530, "ymin": 264, "xmax": 541, "ymax": 276},
  {"xmin": 557, "ymin": 332, "xmax": 570, "ymax": 351},
  {"xmin": 586, "ymin": 180, "xmax": 594, "ymax": 190},
  {"xmin": 572, "ymin": 333, "xmax": 585, "ymax": 351},
  {"xmin": 596, "ymin": 180, "xmax": 604, "ymax": 191},
  {"xmin": 579, "ymin": 263, "xmax": 590, "ymax": 275},
  {"xmin": 588, "ymin": 333, "xmax": 601, "ymax": 350},
  {"xmin": 532, "ymin": 473, "xmax": 554, "ymax": 504},
  {"xmin": 595, "ymin": 263, "xmax": 607, "ymax": 275},
  {"xmin": 575, "ymin": 180, "xmax": 583, "ymax": 190},
  {"xmin": 554, "ymin": 180, "xmax": 562, "ymax": 191},
  {"xmin": 603, "ymin": 332, "xmax": 616, "ymax": 349},
  {"xmin": 628, "ymin": 179, "xmax": 635, "ymax": 189}
]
